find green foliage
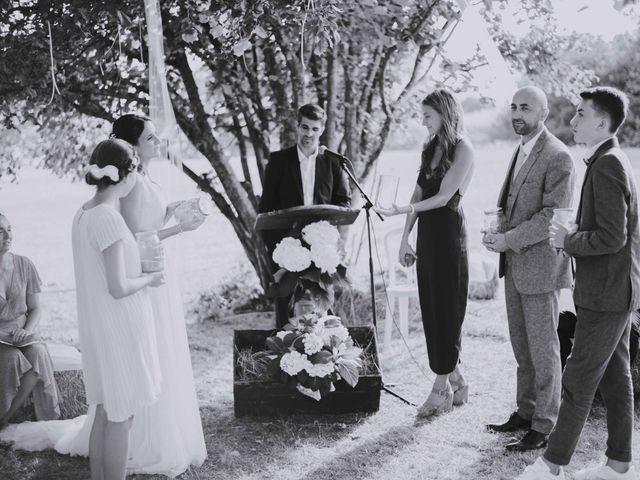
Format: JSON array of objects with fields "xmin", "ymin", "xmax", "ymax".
[
  {"xmin": 0, "ymin": 0, "xmax": 597, "ymax": 287},
  {"xmin": 189, "ymin": 262, "xmax": 267, "ymax": 321}
]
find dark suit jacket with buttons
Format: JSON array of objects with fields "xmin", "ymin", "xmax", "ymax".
[
  {"xmin": 258, "ymin": 145, "xmax": 351, "ymax": 256},
  {"xmin": 564, "ymin": 137, "xmax": 640, "ymax": 312},
  {"xmin": 497, "ymin": 128, "xmax": 576, "ymax": 294}
]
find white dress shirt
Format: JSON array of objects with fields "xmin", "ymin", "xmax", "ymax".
[
  {"xmin": 297, "ymin": 146, "xmax": 318, "ymax": 206},
  {"xmin": 512, "ymin": 128, "xmax": 544, "ymax": 182}
]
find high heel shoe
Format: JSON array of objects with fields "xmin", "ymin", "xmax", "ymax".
[{"xmin": 417, "ymin": 386, "xmax": 453, "ymax": 418}]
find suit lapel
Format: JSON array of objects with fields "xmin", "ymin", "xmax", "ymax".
[
  {"xmin": 498, "ymin": 146, "xmax": 520, "ymax": 209},
  {"xmin": 288, "ymin": 146, "xmax": 304, "ymax": 204},
  {"xmin": 576, "ymin": 137, "xmax": 619, "ymax": 223},
  {"xmin": 507, "ymin": 129, "xmax": 548, "ymax": 214}
]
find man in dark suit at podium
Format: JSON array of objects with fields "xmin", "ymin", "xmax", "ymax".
[{"xmin": 259, "ymin": 103, "xmax": 351, "ymax": 327}]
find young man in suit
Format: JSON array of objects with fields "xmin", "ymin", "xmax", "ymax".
[
  {"xmin": 258, "ymin": 104, "xmax": 351, "ymax": 327},
  {"xmin": 517, "ymin": 88, "xmax": 640, "ymax": 479},
  {"xmin": 483, "ymin": 86, "xmax": 576, "ymax": 452}
]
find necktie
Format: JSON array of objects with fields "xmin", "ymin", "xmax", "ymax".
[{"xmin": 512, "ymin": 147, "xmax": 527, "ymax": 184}]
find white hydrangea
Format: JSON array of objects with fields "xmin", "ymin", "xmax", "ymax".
[
  {"xmin": 310, "ymin": 243, "xmax": 342, "ymax": 274},
  {"xmin": 302, "ymin": 333, "xmax": 324, "ymax": 355},
  {"xmin": 302, "ymin": 221, "xmax": 340, "ymax": 248},
  {"xmin": 306, "ymin": 361, "xmax": 336, "ymax": 378},
  {"xmin": 280, "ymin": 351, "xmax": 309, "ymax": 376},
  {"xmin": 323, "ymin": 325, "xmax": 350, "ymax": 343},
  {"xmin": 272, "ymin": 237, "xmax": 312, "ymax": 272}
]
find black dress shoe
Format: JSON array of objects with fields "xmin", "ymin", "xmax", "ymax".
[
  {"xmin": 505, "ymin": 429, "xmax": 548, "ymax": 452},
  {"xmin": 486, "ymin": 412, "xmax": 532, "ymax": 433}
]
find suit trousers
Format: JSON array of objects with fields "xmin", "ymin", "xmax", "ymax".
[
  {"xmin": 544, "ymin": 308, "xmax": 633, "ymax": 465},
  {"xmin": 505, "ymin": 268, "xmax": 561, "ymax": 434}
]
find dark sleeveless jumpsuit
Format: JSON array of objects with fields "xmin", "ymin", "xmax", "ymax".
[{"xmin": 415, "ymin": 165, "xmax": 469, "ymax": 375}]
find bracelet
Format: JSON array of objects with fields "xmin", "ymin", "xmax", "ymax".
[
  {"xmin": 408, "ymin": 204, "xmax": 415, "ymax": 214},
  {"xmin": 177, "ymin": 223, "xmax": 183, "ymax": 233}
]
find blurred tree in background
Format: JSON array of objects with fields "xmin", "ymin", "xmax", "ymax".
[{"xmin": 0, "ymin": 0, "xmax": 596, "ymax": 289}]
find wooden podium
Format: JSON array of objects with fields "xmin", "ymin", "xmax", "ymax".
[{"xmin": 254, "ymin": 205, "xmax": 360, "ymax": 231}]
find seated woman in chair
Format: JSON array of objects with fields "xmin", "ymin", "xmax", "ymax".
[{"xmin": 0, "ymin": 213, "xmax": 60, "ymax": 427}]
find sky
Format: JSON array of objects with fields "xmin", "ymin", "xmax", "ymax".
[{"xmin": 440, "ymin": 0, "xmax": 637, "ymax": 103}]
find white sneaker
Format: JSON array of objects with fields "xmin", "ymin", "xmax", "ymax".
[
  {"xmin": 573, "ymin": 463, "xmax": 637, "ymax": 480},
  {"xmin": 515, "ymin": 457, "xmax": 565, "ymax": 479}
]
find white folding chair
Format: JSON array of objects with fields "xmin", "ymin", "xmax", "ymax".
[{"xmin": 382, "ymin": 227, "xmax": 419, "ymax": 353}]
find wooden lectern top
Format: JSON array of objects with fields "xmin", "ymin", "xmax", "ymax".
[{"xmin": 255, "ymin": 205, "xmax": 360, "ymax": 231}]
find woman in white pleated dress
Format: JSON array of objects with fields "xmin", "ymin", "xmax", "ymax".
[
  {"xmin": 112, "ymin": 114, "xmax": 207, "ymax": 477},
  {"xmin": 72, "ymin": 139, "xmax": 164, "ymax": 480}
]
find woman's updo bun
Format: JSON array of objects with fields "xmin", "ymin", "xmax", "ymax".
[{"xmin": 85, "ymin": 139, "xmax": 137, "ymax": 190}]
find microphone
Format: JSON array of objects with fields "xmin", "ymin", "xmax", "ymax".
[{"xmin": 319, "ymin": 145, "xmax": 348, "ymax": 163}]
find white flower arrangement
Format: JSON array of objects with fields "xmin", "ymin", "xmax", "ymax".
[
  {"xmin": 269, "ymin": 221, "xmax": 348, "ymax": 311},
  {"xmin": 310, "ymin": 243, "xmax": 342, "ymax": 274},
  {"xmin": 302, "ymin": 220, "xmax": 340, "ymax": 248},
  {"xmin": 265, "ymin": 312, "xmax": 363, "ymax": 401},
  {"xmin": 272, "ymin": 237, "xmax": 312, "ymax": 272}
]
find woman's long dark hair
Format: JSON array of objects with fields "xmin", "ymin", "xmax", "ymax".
[{"xmin": 420, "ymin": 89, "xmax": 465, "ymax": 178}]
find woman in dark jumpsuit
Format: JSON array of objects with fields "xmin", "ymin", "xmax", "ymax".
[{"xmin": 378, "ymin": 89, "xmax": 474, "ymax": 418}]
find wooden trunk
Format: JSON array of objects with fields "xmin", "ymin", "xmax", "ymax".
[{"xmin": 233, "ymin": 326, "xmax": 382, "ymax": 416}]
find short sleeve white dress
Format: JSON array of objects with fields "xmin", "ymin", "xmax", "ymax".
[{"xmin": 71, "ymin": 204, "xmax": 161, "ymax": 422}]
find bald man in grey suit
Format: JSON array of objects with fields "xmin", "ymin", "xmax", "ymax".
[{"xmin": 483, "ymin": 86, "xmax": 576, "ymax": 452}]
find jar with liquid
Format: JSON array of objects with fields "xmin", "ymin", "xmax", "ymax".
[
  {"xmin": 135, "ymin": 231, "xmax": 164, "ymax": 273},
  {"xmin": 174, "ymin": 197, "xmax": 213, "ymax": 225},
  {"xmin": 483, "ymin": 208, "xmax": 506, "ymax": 234}
]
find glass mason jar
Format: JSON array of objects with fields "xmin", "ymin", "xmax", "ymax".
[
  {"xmin": 552, "ymin": 207, "xmax": 576, "ymax": 230},
  {"xmin": 135, "ymin": 231, "xmax": 164, "ymax": 273},
  {"xmin": 174, "ymin": 197, "xmax": 213, "ymax": 225},
  {"xmin": 483, "ymin": 208, "xmax": 506, "ymax": 234}
]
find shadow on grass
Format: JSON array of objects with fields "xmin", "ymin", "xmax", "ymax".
[{"xmin": 297, "ymin": 424, "xmax": 419, "ymax": 480}]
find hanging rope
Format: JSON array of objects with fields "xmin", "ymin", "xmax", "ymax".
[
  {"xmin": 46, "ymin": 21, "xmax": 61, "ymax": 105},
  {"xmin": 299, "ymin": 0, "xmax": 316, "ymax": 71}
]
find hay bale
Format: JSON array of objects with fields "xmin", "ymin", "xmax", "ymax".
[{"xmin": 49, "ymin": 344, "xmax": 87, "ymax": 420}]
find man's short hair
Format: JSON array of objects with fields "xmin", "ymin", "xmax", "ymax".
[
  {"xmin": 297, "ymin": 104, "xmax": 326, "ymax": 124},
  {"xmin": 579, "ymin": 87, "xmax": 629, "ymax": 133}
]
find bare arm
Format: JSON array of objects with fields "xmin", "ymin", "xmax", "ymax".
[
  {"xmin": 103, "ymin": 240, "xmax": 164, "ymax": 299},
  {"xmin": 379, "ymin": 141, "xmax": 474, "ymax": 217},
  {"xmin": 23, "ymin": 293, "xmax": 42, "ymax": 334}
]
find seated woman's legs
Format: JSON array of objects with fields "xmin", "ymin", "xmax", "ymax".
[
  {"xmin": 20, "ymin": 343, "xmax": 60, "ymax": 420},
  {"xmin": 0, "ymin": 368, "xmax": 38, "ymax": 425}
]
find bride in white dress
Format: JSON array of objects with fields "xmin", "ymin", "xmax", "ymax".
[{"xmin": 112, "ymin": 114, "xmax": 207, "ymax": 476}]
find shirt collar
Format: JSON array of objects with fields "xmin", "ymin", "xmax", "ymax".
[
  {"xmin": 520, "ymin": 128, "xmax": 544, "ymax": 156},
  {"xmin": 297, "ymin": 145, "xmax": 318, "ymax": 163},
  {"xmin": 584, "ymin": 136, "xmax": 615, "ymax": 163}
]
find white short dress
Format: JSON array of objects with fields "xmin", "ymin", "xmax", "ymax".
[{"xmin": 71, "ymin": 204, "xmax": 161, "ymax": 422}]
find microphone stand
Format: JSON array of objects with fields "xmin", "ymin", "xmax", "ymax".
[{"xmin": 327, "ymin": 151, "xmax": 415, "ymax": 407}]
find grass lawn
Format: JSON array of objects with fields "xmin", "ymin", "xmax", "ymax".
[{"xmin": 0, "ymin": 144, "xmax": 639, "ymax": 479}]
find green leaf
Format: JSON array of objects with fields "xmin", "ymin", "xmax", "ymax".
[
  {"xmin": 336, "ymin": 360, "xmax": 360, "ymax": 388},
  {"xmin": 265, "ymin": 336, "xmax": 285, "ymax": 354},
  {"xmin": 309, "ymin": 350, "xmax": 333, "ymax": 364}
]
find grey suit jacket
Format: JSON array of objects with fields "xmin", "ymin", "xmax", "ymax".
[
  {"xmin": 564, "ymin": 137, "xmax": 640, "ymax": 312},
  {"xmin": 497, "ymin": 128, "xmax": 576, "ymax": 295}
]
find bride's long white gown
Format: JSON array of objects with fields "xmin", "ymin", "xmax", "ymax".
[{"xmin": 0, "ymin": 173, "xmax": 207, "ymax": 477}]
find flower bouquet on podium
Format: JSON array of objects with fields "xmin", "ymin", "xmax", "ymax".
[{"xmin": 268, "ymin": 220, "xmax": 349, "ymax": 312}]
